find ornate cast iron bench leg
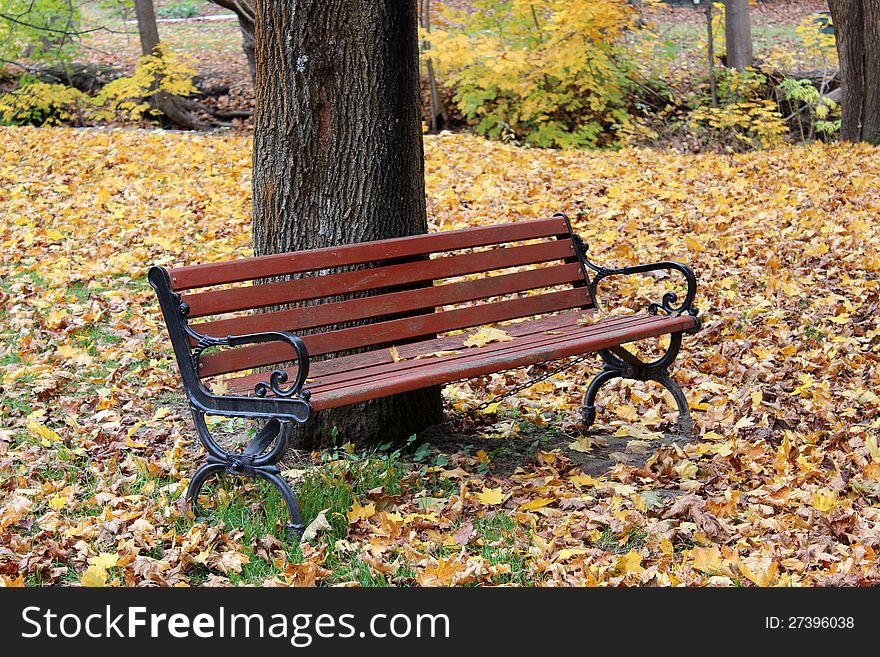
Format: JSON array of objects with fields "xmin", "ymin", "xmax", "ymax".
[
  {"xmin": 186, "ymin": 410, "xmax": 305, "ymax": 542},
  {"xmin": 581, "ymin": 333, "xmax": 693, "ymax": 436}
]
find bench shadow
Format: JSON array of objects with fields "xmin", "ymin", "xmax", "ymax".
[{"xmin": 420, "ymin": 421, "xmax": 696, "ymax": 479}]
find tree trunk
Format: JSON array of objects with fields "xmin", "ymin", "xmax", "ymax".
[
  {"xmin": 420, "ymin": 0, "xmax": 448, "ymax": 131},
  {"xmin": 210, "ymin": 0, "xmax": 256, "ymax": 84},
  {"xmin": 132, "ymin": 0, "xmax": 209, "ymax": 129},
  {"xmin": 828, "ymin": 0, "xmax": 880, "ymax": 144},
  {"xmin": 252, "ymin": 0, "xmax": 443, "ymax": 449},
  {"xmin": 133, "ymin": 0, "xmax": 161, "ymax": 56},
  {"xmin": 706, "ymin": 1, "xmax": 718, "ymax": 107},
  {"xmin": 724, "ymin": 0, "xmax": 753, "ymax": 71}
]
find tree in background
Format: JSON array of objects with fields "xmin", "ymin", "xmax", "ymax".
[
  {"xmin": 827, "ymin": 0, "xmax": 880, "ymax": 144},
  {"xmin": 251, "ymin": 0, "xmax": 443, "ymax": 447},
  {"xmin": 724, "ymin": 0, "xmax": 753, "ymax": 71},
  {"xmin": 132, "ymin": 0, "xmax": 207, "ymax": 129},
  {"xmin": 209, "ymin": 0, "xmax": 255, "ymax": 83}
]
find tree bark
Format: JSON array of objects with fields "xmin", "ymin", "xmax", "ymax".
[
  {"xmin": 706, "ymin": 1, "xmax": 718, "ymax": 107},
  {"xmin": 252, "ymin": 0, "xmax": 443, "ymax": 449},
  {"xmin": 828, "ymin": 0, "xmax": 880, "ymax": 144},
  {"xmin": 724, "ymin": 0, "xmax": 753, "ymax": 71},
  {"xmin": 133, "ymin": 0, "xmax": 161, "ymax": 56},
  {"xmin": 132, "ymin": 0, "xmax": 209, "ymax": 129}
]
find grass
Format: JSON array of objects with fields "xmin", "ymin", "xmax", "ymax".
[
  {"xmin": 471, "ymin": 512, "xmax": 533, "ymax": 585},
  {"xmin": 179, "ymin": 446, "xmax": 413, "ymax": 585}
]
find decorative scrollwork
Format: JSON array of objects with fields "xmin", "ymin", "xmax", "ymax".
[
  {"xmin": 572, "ymin": 235, "xmax": 699, "ymax": 322},
  {"xmin": 255, "ymin": 369, "xmax": 311, "ymax": 400}
]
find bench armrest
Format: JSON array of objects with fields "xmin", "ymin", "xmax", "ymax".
[
  {"xmin": 571, "ymin": 235, "xmax": 700, "ymax": 331},
  {"xmin": 189, "ymin": 328, "xmax": 311, "ymax": 401}
]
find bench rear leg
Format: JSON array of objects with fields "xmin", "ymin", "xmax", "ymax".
[
  {"xmin": 186, "ymin": 410, "xmax": 305, "ymax": 543},
  {"xmin": 581, "ymin": 332, "xmax": 693, "ymax": 436}
]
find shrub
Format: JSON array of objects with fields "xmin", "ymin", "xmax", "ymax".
[
  {"xmin": 156, "ymin": 1, "xmax": 200, "ymax": 19},
  {"xmin": 424, "ymin": 0, "xmax": 647, "ymax": 149},
  {"xmin": 0, "ymin": 81, "xmax": 89, "ymax": 126},
  {"xmin": 0, "ymin": 46, "xmax": 198, "ymax": 126},
  {"xmin": 95, "ymin": 45, "xmax": 199, "ymax": 118},
  {"xmin": 777, "ymin": 78, "xmax": 840, "ymax": 141}
]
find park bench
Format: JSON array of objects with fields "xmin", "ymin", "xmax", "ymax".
[{"xmin": 149, "ymin": 213, "xmax": 701, "ymax": 540}]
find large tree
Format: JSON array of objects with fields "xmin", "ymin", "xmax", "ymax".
[
  {"xmin": 827, "ymin": 0, "xmax": 880, "ymax": 144},
  {"xmin": 252, "ymin": 0, "xmax": 443, "ymax": 448}
]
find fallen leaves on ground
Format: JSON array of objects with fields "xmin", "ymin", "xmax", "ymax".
[{"xmin": 1, "ymin": 127, "xmax": 880, "ymax": 587}]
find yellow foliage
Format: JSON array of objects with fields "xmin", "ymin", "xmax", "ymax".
[
  {"xmin": 96, "ymin": 45, "xmax": 198, "ymax": 119},
  {"xmin": 0, "ymin": 45, "xmax": 198, "ymax": 127},
  {"xmin": 689, "ymin": 100, "xmax": 789, "ymax": 150},
  {"xmin": 2, "ymin": 127, "xmax": 880, "ymax": 586},
  {"xmin": 425, "ymin": 0, "xmax": 648, "ymax": 148},
  {"xmin": 0, "ymin": 82, "xmax": 89, "ymax": 126}
]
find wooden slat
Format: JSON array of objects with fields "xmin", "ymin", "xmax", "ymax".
[
  {"xmin": 308, "ymin": 314, "xmax": 695, "ymax": 410},
  {"xmin": 169, "ymin": 216, "xmax": 570, "ymax": 290},
  {"xmin": 182, "ymin": 239, "xmax": 579, "ymax": 318},
  {"xmin": 307, "ymin": 314, "xmax": 674, "ymax": 395},
  {"xmin": 198, "ymin": 287, "xmax": 591, "ymax": 377},
  {"xmin": 194, "ymin": 262, "xmax": 585, "ymax": 338},
  {"xmin": 226, "ymin": 310, "xmax": 592, "ymax": 393}
]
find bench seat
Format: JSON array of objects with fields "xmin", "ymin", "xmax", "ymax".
[{"xmin": 225, "ymin": 310, "xmax": 697, "ymax": 411}]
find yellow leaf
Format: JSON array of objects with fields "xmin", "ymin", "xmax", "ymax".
[
  {"xmin": 462, "ymin": 327, "xmax": 513, "ymax": 348},
  {"xmin": 479, "ymin": 402, "xmax": 501, "ymax": 415},
  {"xmin": 615, "ymin": 550, "xmax": 644, "ymax": 575},
  {"xmin": 674, "ymin": 460, "xmax": 698, "ymax": 479},
  {"xmin": 738, "ymin": 555, "xmax": 778, "ymax": 587},
  {"xmin": 27, "ymin": 422, "xmax": 61, "ymax": 443},
  {"xmin": 555, "ymin": 548, "xmax": 588, "ymax": 562},
  {"xmin": 347, "ymin": 500, "xmax": 376, "ymax": 523},
  {"xmin": 812, "ymin": 489, "xmax": 837, "ymax": 513},
  {"xmin": 568, "ymin": 472, "xmax": 599, "ymax": 488},
  {"xmin": 413, "ymin": 350, "xmax": 461, "ymax": 359},
  {"xmin": 81, "ymin": 565, "xmax": 107, "ymax": 588},
  {"xmin": 474, "ymin": 487, "xmax": 507, "ymax": 506},
  {"xmin": 519, "ymin": 497, "xmax": 555, "ymax": 511},
  {"xmin": 47, "ymin": 493, "xmax": 69, "ymax": 511},
  {"xmin": 474, "ymin": 450, "xmax": 490, "ymax": 464},
  {"xmin": 867, "ymin": 435, "xmax": 880, "ymax": 462},
  {"xmin": 567, "ymin": 436, "xmax": 597, "ymax": 453},
  {"xmin": 89, "ymin": 553, "xmax": 120, "ymax": 570},
  {"xmin": 691, "ymin": 545, "xmax": 724, "ymax": 573},
  {"xmin": 389, "ymin": 346, "xmax": 402, "ymax": 362}
]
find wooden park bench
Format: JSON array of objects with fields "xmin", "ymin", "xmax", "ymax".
[{"xmin": 149, "ymin": 213, "xmax": 701, "ymax": 540}]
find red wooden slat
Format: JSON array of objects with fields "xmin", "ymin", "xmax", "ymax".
[
  {"xmin": 198, "ymin": 287, "xmax": 591, "ymax": 377},
  {"xmin": 182, "ymin": 239, "xmax": 579, "ymax": 318},
  {"xmin": 307, "ymin": 314, "xmax": 695, "ymax": 410},
  {"xmin": 169, "ymin": 216, "xmax": 570, "ymax": 290},
  {"xmin": 193, "ymin": 262, "xmax": 585, "ymax": 338},
  {"xmin": 225, "ymin": 310, "xmax": 592, "ymax": 393},
  {"xmin": 307, "ymin": 314, "xmax": 674, "ymax": 395}
]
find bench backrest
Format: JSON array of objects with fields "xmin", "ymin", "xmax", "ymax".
[{"xmin": 152, "ymin": 215, "xmax": 594, "ymax": 380}]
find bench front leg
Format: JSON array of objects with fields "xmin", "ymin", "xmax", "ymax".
[
  {"xmin": 582, "ymin": 335, "xmax": 693, "ymax": 436},
  {"xmin": 185, "ymin": 411, "xmax": 305, "ymax": 543},
  {"xmin": 563, "ymin": 233, "xmax": 699, "ymax": 436}
]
